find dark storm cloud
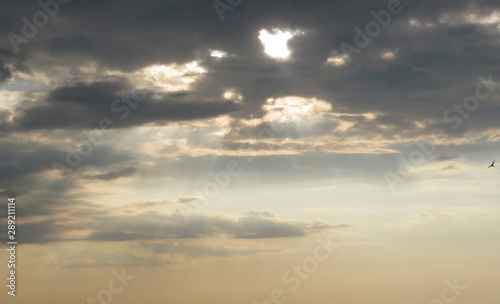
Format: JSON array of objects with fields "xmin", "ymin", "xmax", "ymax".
[
  {"xmin": 1, "ymin": 0, "xmax": 500, "ymax": 137},
  {"xmin": 48, "ymin": 80, "xmax": 128, "ymax": 105},
  {"xmin": 10, "ymin": 80, "xmax": 241, "ymax": 130}
]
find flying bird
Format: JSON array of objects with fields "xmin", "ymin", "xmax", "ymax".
[{"xmin": 488, "ymin": 160, "xmax": 495, "ymax": 168}]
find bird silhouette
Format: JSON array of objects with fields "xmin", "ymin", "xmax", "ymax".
[{"xmin": 488, "ymin": 160, "xmax": 495, "ymax": 168}]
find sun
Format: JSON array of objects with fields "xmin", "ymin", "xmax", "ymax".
[{"xmin": 258, "ymin": 28, "xmax": 302, "ymax": 60}]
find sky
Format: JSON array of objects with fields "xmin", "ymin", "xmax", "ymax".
[{"xmin": 0, "ymin": 0, "xmax": 500, "ymax": 303}]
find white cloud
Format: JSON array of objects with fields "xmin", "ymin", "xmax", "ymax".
[
  {"xmin": 326, "ymin": 53, "xmax": 350, "ymax": 67},
  {"xmin": 262, "ymin": 96, "xmax": 332, "ymax": 124},
  {"xmin": 210, "ymin": 49, "xmax": 228, "ymax": 59}
]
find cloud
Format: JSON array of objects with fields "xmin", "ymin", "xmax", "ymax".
[
  {"xmin": 176, "ymin": 196, "xmax": 201, "ymax": 204},
  {"xmin": 234, "ymin": 211, "xmax": 305, "ymax": 239},
  {"xmin": 2, "ymin": 0, "xmax": 500, "ymax": 141},
  {"xmin": 435, "ymin": 154, "xmax": 460, "ymax": 162},
  {"xmin": 85, "ymin": 166, "xmax": 137, "ymax": 180},
  {"xmin": 133, "ymin": 200, "xmax": 175, "ymax": 208},
  {"xmin": 0, "ymin": 140, "xmax": 133, "ymax": 188},
  {"xmin": 7, "ymin": 196, "xmax": 343, "ymax": 244},
  {"xmin": 10, "ymin": 80, "xmax": 241, "ymax": 130},
  {"xmin": 0, "ymin": 59, "xmax": 11, "ymax": 83},
  {"xmin": 82, "ymin": 210, "xmax": 341, "ymax": 242},
  {"xmin": 0, "ymin": 0, "xmax": 500, "ymax": 264}
]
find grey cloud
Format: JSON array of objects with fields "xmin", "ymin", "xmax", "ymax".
[
  {"xmin": 48, "ymin": 80, "xmax": 128, "ymax": 105},
  {"xmin": 86, "ymin": 211, "xmax": 337, "ymax": 242},
  {"xmin": 1, "ymin": 0, "xmax": 500, "ymax": 138},
  {"xmin": 435, "ymin": 154, "xmax": 460, "ymax": 162},
  {"xmin": 177, "ymin": 196, "xmax": 201, "ymax": 204},
  {"xmin": 0, "ymin": 59, "xmax": 11, "ymax": 83},
  {"xmin": 234, "ymin": 213, "xmax": 305, "ymax": 239},
  {"xmin": 11, "ymin": 80, "xmax": 241, "ymax": 130}
]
